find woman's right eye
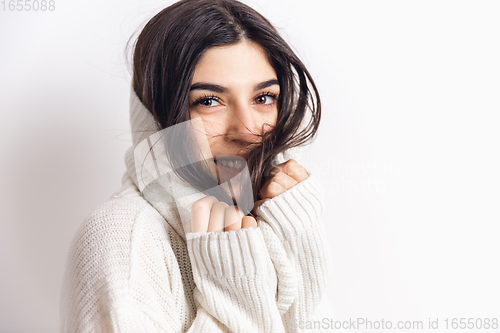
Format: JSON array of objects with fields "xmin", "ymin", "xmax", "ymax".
[
  {"xmin": 201, "ymin": 98, "xmax": 220, "ymax": 107},
  {"xmin": 193, "ymin": 96, "xmax": 221, "ymax": 107}
]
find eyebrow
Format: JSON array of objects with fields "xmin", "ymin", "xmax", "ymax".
[{"xmin": 190, "ymin": 79, "xmax": 279, "ymax": 93}]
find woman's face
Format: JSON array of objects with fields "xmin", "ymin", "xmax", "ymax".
[{"xmin": 188, "ymin": 40, "xmax": 279, "ymax": 175}]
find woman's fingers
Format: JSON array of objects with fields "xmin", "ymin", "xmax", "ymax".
[
  {"xmin": 259, "ymin": 159, "xmax": 309, "ymax": 200},
  {"xmin": 224, "ymin": 206, "xmax": 244, "ymax": 231},
  {"xmin": 207, "ymin": 201, "xmax": 228, "ymax": 232},
  {"xmin": 190, "ymin": 196, "xmax": 219, "ymax": 233},
  {"xmin": 259, "ymin": 178, "xmax": 286, "ymax": 199},
  {"xmin": 189, "ymin": 160, "xmax": 309, "ymax": 233},
  {"xmin": 273, "ymin": 171, "xmax": 299, "ymax": 189},
  {"xmin": 189, "ymin": 196, "xmax": 256, "ymax": 234},
  {"xmin": 271, "ymin": 159, "xmax": 309, "ymax": 183},
  {"xmin": 241, "ymin": 216, "xmax": 258, "ymax": 228},
  {"xmin": 259, "ymin": 171, "xmax": 297, "ymax": 200}
]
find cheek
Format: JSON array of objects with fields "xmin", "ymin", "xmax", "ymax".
[
  {"xmin": 271, "ymin": 109, "xmax": 278, "ymax": 126},
  {"xmin": 190, "ymin": 112, "xmax": 226, "ymax": 143},
  {"xmin": 259, "ymin": 109, "xmax": 278, "ymax": 132},
  {"xmin": 188, "ymin": 115, "xmax": 212, "ymax": 155},
  {"xmin": 203, "ymin": 117, "xmax": 225, "ymax": 137}
]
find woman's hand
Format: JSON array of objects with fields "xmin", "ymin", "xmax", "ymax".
[
  {"xmin": 185, "ymin": 196, "xmax": 258, "ymax": 233},
  {"xmin": 254, "ymin": 159, "xmax": 309, "ymax": 210}
]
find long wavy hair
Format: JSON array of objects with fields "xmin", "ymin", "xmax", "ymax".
[{"xmin": 127, "ymin": 0, "xmax": 321, "ymax": 207}]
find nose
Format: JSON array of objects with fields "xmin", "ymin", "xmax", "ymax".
[{"xmin": 226, "ymin": 103, "xmax": 260, "ymax": 144}]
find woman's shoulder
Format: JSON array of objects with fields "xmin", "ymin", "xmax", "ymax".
[
  {"xmin": 61, "ymin": 194, "xmax": 182, "ymax": 331},
  {"xmin": 73, "ymin": 172, "xmax": 165, "ymax": 247},
  {"xmin": 62, "ymin": 193, "xmax": 179, "ymax": 305},
  {"xmin": 72, "ymin": 194, "xmax": 166, "ymax": 252},
  {"xmin": 65, "ymin": 188, "xmax": 173, "ymax": 275}
]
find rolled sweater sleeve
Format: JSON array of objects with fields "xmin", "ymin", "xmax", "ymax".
[
  {"xmin": 255, "ymin": 174, "xmax": 333, "ymax": 328},
  {"xmin": 185, "ymin": 226, "xmax": 286, "ymax": 333}
]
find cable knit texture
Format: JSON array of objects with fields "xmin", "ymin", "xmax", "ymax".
[{"xmin": 60, "ymin": 85, "xmax": 333, "ymax": 332}]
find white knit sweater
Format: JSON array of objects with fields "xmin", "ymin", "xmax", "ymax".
[{"xmin": 60, "ymin": 85, "xmax": 334, "ymax": 333}]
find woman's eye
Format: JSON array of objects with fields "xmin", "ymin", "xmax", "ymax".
[
  {"xmin": 197, "ymin": 98, "xmax": 220, "ymax": 107},
  {"xmin": 255, "ymin": 94, "xmax": 276, "ymax": 105}
]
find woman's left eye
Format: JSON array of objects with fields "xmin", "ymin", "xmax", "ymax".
[{"xmin": 254, "ymin": 94, "xmax": 277, "ymax": 105}]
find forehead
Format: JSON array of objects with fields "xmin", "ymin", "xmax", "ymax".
[{"xmin": 192, "ymin": 40, "xmax": 277, "ymax": 87}]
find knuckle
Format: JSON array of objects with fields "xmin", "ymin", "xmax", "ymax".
[
  {"xmin": 259, "ymin": 185, "xmax": 270, "ymax": 197},
  {"xmin": 225, "ymin": 205, "xmax": 239, "ymax": 215},
  {"xmin": 274, "ymin": 172, "xmax": 294, "ymax": 185},
  {"xmin": 298, "ymin": 167, "xmax": 309, "ymax": 177},
  {"xmin": 191, "ymin": 202, "xmax": 206, "ymax": 214},
  {"xmin": 268, "ymin": 182, "xmax": 282, "ymax": 196},
  {"xmin": 270, "ymin": 166, "xmax": 281, "ymax": 175},
  {"xmin": 273, "ymin": 171, "xmax": 286, "ymax": 181},
  {"xmin": 194, "ymin": 196, "xmax": 215, "ymax": 206},
  {"xmin": 192, "ymin": 196, "xmax": 217, "ymax": 213},
  {"xmin": 214, "ymin": 201, "xmax": 229, "ymax": 209},
  {"xmin": 287, "ymin": 160, "xmax": 301, "ymax": 171}
]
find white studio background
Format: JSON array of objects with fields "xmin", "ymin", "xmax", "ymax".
[{"xmin": 1, "ymin": 1, "xmax": 499, "ymax": 332}]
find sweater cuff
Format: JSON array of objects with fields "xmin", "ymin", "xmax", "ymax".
[
  {"xmin": 255, "ymin": 174, "xmax": 324, "ymax": 242},
  {"xmin": 186, "ymin": 226, "xmax": 273, "ymax": 278}
]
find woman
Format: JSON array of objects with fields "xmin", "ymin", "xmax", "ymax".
[{"xmin": 61, "ymin": 0, "xmax": 332, "ymax": 332}]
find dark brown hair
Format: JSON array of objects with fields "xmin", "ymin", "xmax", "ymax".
[{"xmin": 127, "ymin": 0, "xmax": 321, "ymax": 206}]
